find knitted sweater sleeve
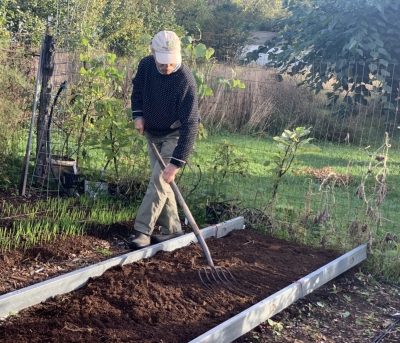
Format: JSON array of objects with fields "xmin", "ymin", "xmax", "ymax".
[
  {"xmin": 171, "ymin": 73, "xmax": 199, "ymax": 168},
  {"xmin": 131, "ymin": 60, "xmax": 144, "ymax": 119}
]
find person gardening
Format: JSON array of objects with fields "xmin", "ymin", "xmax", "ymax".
[{"xmin": 129, "ymin": 30, "xmax": 199, "ymax": 250}]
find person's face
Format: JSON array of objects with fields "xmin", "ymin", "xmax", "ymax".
[
  {"xmin": 152, "ymin": 50, "xmax": 177, "ymax": 75},
  {"xmin": 154, "ymin": 59, "xmax": 177, "ymax": 75}
]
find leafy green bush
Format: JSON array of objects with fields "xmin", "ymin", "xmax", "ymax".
[
  {"xmin": 267, "ymin": 0, "xmax": 400, "ymax": 122},
  {"xmin": 64, "ymin": 49, "xmax": 149, "ymax": 182},
  {"xmin": 0, "ymin": 35, "xmax": 35, "ymax": 188}
]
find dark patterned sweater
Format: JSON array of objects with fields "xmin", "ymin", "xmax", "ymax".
[{"xmin": 131, "ymin": 55, "xmax": 199, "ymax": 168}]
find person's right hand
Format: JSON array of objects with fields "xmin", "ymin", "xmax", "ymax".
[{"xmin": 135, "ymin": 118, "xmax": 145, "ymax": 135}]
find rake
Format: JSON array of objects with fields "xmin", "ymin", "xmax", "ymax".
[{"xmin": 144, "ymin": 131, "xmax": 237, "ymax": 289}]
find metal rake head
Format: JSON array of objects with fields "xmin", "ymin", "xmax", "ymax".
[{"xmin": 198, "ymin": 266, "xmax": 238, "ymax": 289}]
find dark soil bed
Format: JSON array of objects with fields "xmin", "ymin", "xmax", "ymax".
[
  {"xmin": 0, "ymin": 229, "xmax": 340, "ymax": 342},
  {"xmin": 0, "ymin": 222, "xmax": 136, "ymax": 296},
  {"xmin": 1, "ymin": 190, "xmax": 399, "ymax": 342}
]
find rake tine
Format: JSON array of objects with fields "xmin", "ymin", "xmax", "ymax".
[
  {"xmin": 206, "ymin": 267, "xmax": 259, "ymax": 297},
  {"xmin": 217, "ymin": 267, "xmax": 240, "ymax": 287},
  {"xmin": 198, "ymin": 267, "xmax": 216, "ymax": 289},
  {"xmin": 198, "ymin": 266, "xmax": 240, "ymax": 290},
  {"xmin": 212, "ymin": 267, "xmax": 232, "ymax": 286},
  {"xmin": 209, "ymin": 268, "xmax": 221, "ymax": 284},
  {"xmin": 198, "ymin": 267, "xmax": 258, "ymax": 297},
  {"xmin": 219, "ymin": 267, "xmax": 239, "ymax": 285},
  {"xmin": 198, "ymin": 269, "xmax": 211, "ymax": 289}
]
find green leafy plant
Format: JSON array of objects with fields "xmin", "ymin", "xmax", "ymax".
[
  {"xmin": 183, "ymin": 38, "xmax": 215, "ymax": 99},
  {"xmin": 196, "ymin": 140, "xmax": 248, "ymax": 221},
  {"xmin": 181, "ymin": 37, "xmax": 245, "ymax": 140},
  {"xmin": 64, "ymin": 46, "xmax": 147, "ymax": 180},
  {"xmin": 182, "ymin": 36, "xmax": 245, "ymax": 100},
  {"xmin": 267, "ymin": 318, "xmax": 283, "ymax": 336},
  {"xmin": 342, "ymin": 311, "xmax": 351, "ymax": 318},
  {"xmin": 93, "ymin": 246, "xmax": 112, "ymax": 256},
  {"xmin": 265, "ymin": 127, "xmax": 321, "ymax": 201},
  {"xmin": 8, "ymin": 311, "xmax": 19, "ymax": 317}
]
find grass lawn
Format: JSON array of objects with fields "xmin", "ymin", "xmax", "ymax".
[
  {"xmin": 4, "ymin": 130, "xmax": 400, "ymax": 281},
  {"xmin": 184, "ymin": 132, "xmax": 400, "ymax": 244}
]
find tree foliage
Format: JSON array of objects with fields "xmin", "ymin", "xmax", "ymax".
[
  {"xmin": 201, "ymin": 1, "xmax": 251, "ymax": 61},
  {"xmin": 173, "ymin": 0, "xmax": 284, "ymax": 61},
  {"xmin": 1, "ymin": 0, "xmax": 183, "ymax": 56},
  {"xmin": 172, "ymin": 0, "xmax": 211, "ymax": 36},
  {"xmin": 0, "ymin": 1, "xmax": 9, "ymax": 40},
  {"xmin": 2, "ymin": 0, "xmax": 55, "ymax": 44},
  {"xmin": 1, "ymin": 0, "xmax": 285, "ymax": 60},
  {"xmin": 98, "ymin": 0, "xmax": 183, "ymax": 55},
  {"xmin": 234, "ymin": 0, "xmax": 285, "ymax": 30},
  {"xmin": 268, "ymin": 0, "xmax": 400, "ymax": 117}
]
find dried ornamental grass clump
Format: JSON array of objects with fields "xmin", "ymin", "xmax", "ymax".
[{"xmin": 300, "ymin": 166, "xmax": 351, "ymax": 187}]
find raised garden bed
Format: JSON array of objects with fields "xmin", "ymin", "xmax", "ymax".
[{"xmin": 0, "ymin": 223, "xmax": 348, "ymax": 343}]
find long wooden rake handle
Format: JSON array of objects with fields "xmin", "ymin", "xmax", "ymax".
[{"xmin": 144, "ymin": 131, "xmax": 215, "ymax": 267}]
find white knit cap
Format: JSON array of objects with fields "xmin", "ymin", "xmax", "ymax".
[{"xmin": 151, "ymin": 30, "xmax": 182, "ymax": 64}]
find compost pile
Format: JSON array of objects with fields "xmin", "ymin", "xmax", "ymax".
[{"xmin": 0, "ymin": 229, "xmax": 339, "ymax": 343}]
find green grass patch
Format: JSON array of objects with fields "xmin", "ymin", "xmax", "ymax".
[{"xmin": 182, "ymin": 132, "xmax": 400, "ymax": 282}]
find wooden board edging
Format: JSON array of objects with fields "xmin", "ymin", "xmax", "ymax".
[
  {"xmin": 190, "ymin": 244, "xmax": 367, "ymax": 343},
  {"xmin": 0, "ymin": 217, "xmax": 244, "ymax": 318}
]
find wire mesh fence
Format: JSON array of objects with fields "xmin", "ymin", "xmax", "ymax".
[
  {"xmin": 201, "ymin": 60, "xmax": 400, "ymax": 148},
  {"xmin": 22, "ymin": 0, "xmax": 91, "ymax": 198},
  {"xmin": 2, "ymin": 36, "xmax": 400, "ymax": 247},
  {"xmin": 177, "ymin": 60, "xmax": 400, "ymax": 249}
]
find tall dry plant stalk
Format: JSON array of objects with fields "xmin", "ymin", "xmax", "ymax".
[
  {"xmin": 200, "ymin": 64, "xmax": 319, "ymax": 135},
  {"xmin": 199, "ymin": 63, "xmax": 392, "ymax": 147}
]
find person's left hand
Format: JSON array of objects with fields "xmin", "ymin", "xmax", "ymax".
[{"xmin": 162, "ymin": 164, "xmax": 179, "ymax": 183}]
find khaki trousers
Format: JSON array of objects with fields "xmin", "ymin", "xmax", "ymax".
[{"xmin": 134, "ymin": 131, "xmax": 182, "ymax": 235}]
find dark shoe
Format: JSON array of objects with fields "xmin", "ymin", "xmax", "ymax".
[
  {"xmin": 151, "ymin": 231, "xmax": 184, "ymax": 244},
  {"xmin": 129, "ymin": 232, "xmax": 151, "ymax": 250}
]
